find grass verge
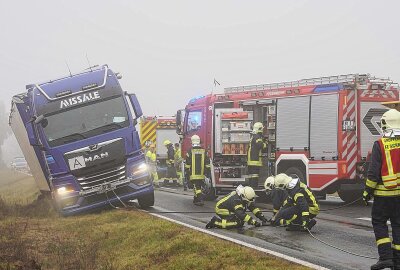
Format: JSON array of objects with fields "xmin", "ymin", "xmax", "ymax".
[{"xmin": 0, "ymin": 169, "xmax": 310, "ymax": 270}]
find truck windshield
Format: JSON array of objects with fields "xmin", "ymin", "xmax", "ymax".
[{"xmin": 43, "ymin": 96, "xmax": 130, "ymax": 147}]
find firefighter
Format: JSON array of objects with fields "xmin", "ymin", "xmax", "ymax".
[
  {"xmin": 174, "ymin": 143, "xmax": 185, "ymax": 189},
  {"xmin": 206, "ymin": 185, "xmax": 268, "ymax": 229},
  {"xmin": 164, "ymin": 140, "xmax": 178, "ymax": 185},
  {"xmin": 185, "ymin": 135, "xmax": 210, "ymax": 206},
  {"xmin": 146, "ymin": 144, "xmax": 159, "ymax": 185},
  {"xmin": 247, "ymin": 122, "xmax": 267, "ymax": 188},
  {"xmin": 271, "ymin": 173, "xmax": 318, "ymax": 231},
  {"xmin": 363, "ymin": 109, "xmax": 400, "ymax": 270},
  {"xmin": 264, "ymin": 176, "xmax": 288, "ymax": 218}
]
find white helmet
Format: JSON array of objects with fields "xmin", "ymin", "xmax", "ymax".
[
  {"xmin": 191, "ymin": 135, "xmax": 201, "ymax": 146},
  {"xmin": 252, "ymin": 122, "xmax": 264, "ymax": 134},
  {"xmin": 274, "ymin": 173, "xmax": 292, "ymax": 190},
  {"xmin": 264, "ymin": 176, "xmax": 275, "ymax": 191},
  {"xmin": 240, "ymin": 186, "xmax": 257, "ymax": 203},
  {"xmin": 381, "ymin": 109, "xmax": 400, "ymax": 137}
]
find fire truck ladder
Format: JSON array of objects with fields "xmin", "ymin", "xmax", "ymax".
[{"xmin": 224, "ymin": 73, "xmax": 395, "ymax": 93}]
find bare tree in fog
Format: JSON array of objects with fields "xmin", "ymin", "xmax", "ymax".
[{"xmin": 0, "ymin": 101, "xmax": 12, "ymax": 167}]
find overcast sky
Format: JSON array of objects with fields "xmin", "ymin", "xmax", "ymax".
[{"xmin": 1, "ymin": 0, "xmax": 399, "ymax": 117}]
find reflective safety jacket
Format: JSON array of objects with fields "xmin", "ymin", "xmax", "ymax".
[
  {"xmin": 146, "ymin": 151, "xmax": 157, "ymax": 164},
  {"xmin": 282, "ymin": 181, "xmax": 319, "ymax": 217},
  {"xmin": 166, "ymin": 144, "xmax": 175, "ymax": 166},
  {"xmin": 185, "ymin": 146, "xmax": 211, "ymax": 181},
  {"xmin": 366, "ymin": 138, "xmax": 400, "ymax": 197},
  {"xmin": 215, "ymin": 191, "xmax": 264, "ymax": 225},
  {"xmin": 247, "ymin": 133, "xmax": 267, "ymax": 167}
]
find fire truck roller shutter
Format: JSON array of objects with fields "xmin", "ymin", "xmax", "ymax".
[
  {"xmin": 276, "ymin": 96, "xmax": 310, "ymax": 151},
  {"xmin": 156, "ymin": 129, "xmax": 180, "ymax": 159},
  {"xmin": 310, "ymin": 94, "xmax": 339, "ymax": 160}
]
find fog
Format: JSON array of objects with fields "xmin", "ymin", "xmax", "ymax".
[{"xmin": 1, "ymin": 0, "xmax": 400, "ymax": 162}]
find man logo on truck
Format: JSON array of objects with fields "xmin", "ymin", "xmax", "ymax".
[
  {"xmin": 60, "ymin": 91, "xmax": 101, "ymax": 109},
  {"xmin": 68, "ymin": 152, "xmax": 109, "ymax": 170}
]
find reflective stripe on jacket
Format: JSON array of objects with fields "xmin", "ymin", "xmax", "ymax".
[
  {"xmin": 185, "ymin": 146, "xmax": 211, "ymax": 181},
  {"xmin": 247, "ymin": 133, "xmax": 267, "ymax": 166}
]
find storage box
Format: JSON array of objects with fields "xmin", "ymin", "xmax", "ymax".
[
  {"xmin": 230, "ymin": 121, "xmax": 251, "ymax": 131},
  {"xmin": 230, "ymin": 133, "xmax": 251, "ymax": 142}
]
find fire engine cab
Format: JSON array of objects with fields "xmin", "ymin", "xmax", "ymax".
[{"xmin": 177, "ymin": 74, "xmax": 399, "ymax": 202}]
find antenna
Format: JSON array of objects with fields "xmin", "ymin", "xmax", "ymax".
[
  {"xmin": 86, "ymin": 53, "xmax": 93, "ymax": 72},
  {"xmin": 65, "ymin": 60, "xmax": 72, "ymax": 77}
]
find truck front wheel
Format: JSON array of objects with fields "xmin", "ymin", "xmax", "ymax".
[{"xmin": 138, "ymin": 192, "xmax": 155, "ymax": 209}]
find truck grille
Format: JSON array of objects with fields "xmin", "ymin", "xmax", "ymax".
[{"xmin": 76, "ymin": 165, "xmax": 126, "ymax": 190}]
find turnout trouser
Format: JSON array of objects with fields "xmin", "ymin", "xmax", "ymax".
[
  {"xmin": 275, "ymin": 205, "xmax": 316, "ymax": 226},
  {"xmin": 372, "ymin": 196, "xmax": 400, "ymax": 262},
  {"xmin": 212, "ymin": 206, "xmax": 244, "ymax": 229},
  {"xmin": 247, "ymin": 166, "xmax": 261, "ymax": 188},
  {"xmin": 166, "ymin": 163, "xmax": 178, "ymax": 180}
]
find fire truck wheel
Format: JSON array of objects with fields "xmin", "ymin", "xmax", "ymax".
[
  {"xmin": 284, "ymin": 167, "xmax": 306, "ymax": 184},
  {"xmin": 138, "ymin": 192, "xmax": 155, "ymax": 209},
  {"xmin": 337, "ymin": 189, "xmax": 363, "ymax": 203}
]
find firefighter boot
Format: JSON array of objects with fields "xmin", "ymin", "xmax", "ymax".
[
  {"xmin": 206, "ymin": 216, "xmax": 218, "ymax": 229},
  {"xmin": 370, "ymin": 259, "xmax": 394, "ymax": 270}
]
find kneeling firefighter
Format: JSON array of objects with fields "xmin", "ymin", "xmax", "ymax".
[
  {"xmin": 185, "ymin": 135, "xmax": 211, "ymax": 206},
  {"xmin": 269, "ymin": 173, "xmax": 319, "ymax": 231},
  {"xmin": 206, "ymin": 185, "xmax": 268, "ymax": 229},
  {"xmin": 363, "ymin": 109, "xmax": 400, "ymax": 270},
  {"xmin": 264, "ymin": 176, "xmax": 288, "ymax": 218}
]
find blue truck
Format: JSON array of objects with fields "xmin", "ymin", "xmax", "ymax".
[{"xmin": 9, "ymin": 65, "xmax": 154, "ymax": 215}]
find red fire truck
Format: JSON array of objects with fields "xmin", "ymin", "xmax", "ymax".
[{"xmin": 176, "ymin": 74, "xmax": 399, "ymax": 202}]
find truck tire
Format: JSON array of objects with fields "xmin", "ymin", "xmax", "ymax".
[
  {"xmin": 138, "ymin": 192, "xmax": 155, "ymax": 209},
  {"xmin": 337, "ymin": 189, "xmax": 363, "ymax": 204},
  {"xmin": 284, "ymin": 167, "xmax": 306, "ymax": 184},
  {"xmin": 202, "ymin": 177, "xmax": 217, "ymax": 201}
]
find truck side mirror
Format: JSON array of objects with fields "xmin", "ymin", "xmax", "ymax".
[
  {"xmin": 26, "ymin": 122, "xmax": 39, "ymax": 146},
  {"xmin": 176, "ymin": 110, "xmax": 182, "ymax": 135},
  {"xmin": 129, "ymin": 94, "xmax": 143, "ymax": 119}
]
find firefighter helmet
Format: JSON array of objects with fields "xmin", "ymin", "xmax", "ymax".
[
  {"xmin": 274, "ymin": 173, "xmax": 292, "ymax": 190},
  {"xmin": 240, "ymin": 186, "xmax": 257, "ymax": 203},
  {"xmin": 264, "ymin": 176, "xmax": 275, "ymax": 191},
  {"xmin": 191, "ymin": 135, "xmax": 201, "ymax": 146},
  {"xmin": 163, "ymin": 140, "xmax": 172, "ymax": 146},
  {"xmin": 381, "ymin": 109, "xmax": 400, "ymax": 136},
  {"xmin": 252, "ymin": 122, "xmax": 264, "ymax": 134}
]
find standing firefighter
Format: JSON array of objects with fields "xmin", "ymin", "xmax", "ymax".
[
  {"xmin": 174, "ymin": 143, "xmax": 185, "ymax": 188},
  {"xmin": 363, "ymin": 109, "xmax": 400, "ymax": 270},
  {"xmin": 164, "ymin": 140, "xmax": 178, "ymax": 185},
  {"xmin": 206, "ymin": 185, "xmax": 268, "ymax": 229},
  {"xmin": 185, "ymin": 135, "xmax": 210, "ymax": 206},
  {"xmin": 270, "ymin": 173, "xmax": 318, "ymax": 231},
  {"xmin": 247, "ymin": 122, "xmax": 267, "ymax": 188},
  {"xmin": 146, "ymin": 144, "xmax": 158, "ymax": 185}
]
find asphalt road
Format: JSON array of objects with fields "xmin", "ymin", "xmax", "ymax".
[{"xmin": 148, "ymin": 186, "xmax": 378, "ymax": 270}]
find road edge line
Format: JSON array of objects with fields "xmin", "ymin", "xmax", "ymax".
[{"xmin": 150, "ymin": 212, "xmax": 330, "ymax": 270}]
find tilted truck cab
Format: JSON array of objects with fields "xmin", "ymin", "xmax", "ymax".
[{"xmin": 9, "ymin": 65, "xmax": 154, "ymax": 215}]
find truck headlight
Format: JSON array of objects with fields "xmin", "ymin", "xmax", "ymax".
[
  {"xmin": 131, "ymin": 163, "xmax": 148, "ymax": 176},
  {"xmin": 57, "ymin": 186, "xmax": 75, "ymax": 196}
]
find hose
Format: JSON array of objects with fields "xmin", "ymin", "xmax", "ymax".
[
  {"xmin": 305, "ymin": 227, "xmax": 377, "ymax": 260},
  {"xmin": 318, "ymin": 197, "xmax": 363, "ymax": 212}
]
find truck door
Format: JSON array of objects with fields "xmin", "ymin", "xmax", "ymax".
[{"xmin": 184, "ymin": 109, "xmax": 206, "ymax": 153}]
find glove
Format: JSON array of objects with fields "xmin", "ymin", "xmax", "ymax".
[
  {"xmin": 363, "ymin": 190, "xmax": 372, "ymax": 206},
  {"xmin": 302, "ymin": 217, "xmax": 310, "ymax": 229},
  {"xmin": 253, "ymin": 220, "xmax": 261, "ymax": 227}
]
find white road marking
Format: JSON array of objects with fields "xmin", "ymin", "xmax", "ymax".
[
  {"xmin": 150, "ymin": 212, "xmax": 330, "ymax": 270},
  {"xmin": 357, "ymin": 217, "xmax": 391, "ymax": 224}
]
